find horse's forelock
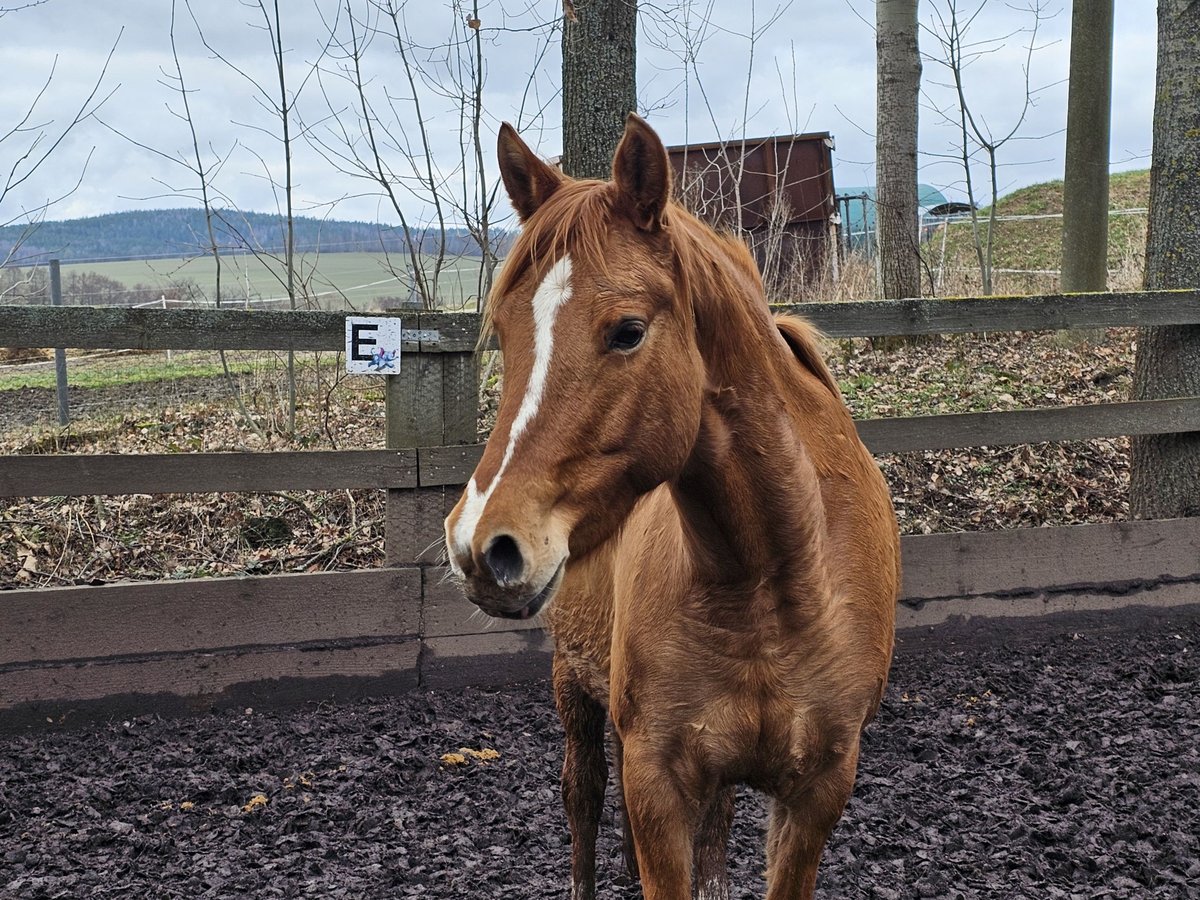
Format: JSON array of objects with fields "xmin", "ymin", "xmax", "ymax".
[
  {"xmin": 481, "ymin": 178, "xmax": 757, "ymax": 351},
  {"xmin": 481, "ymin": 180, "xmax": 618, "ymax": 347}
]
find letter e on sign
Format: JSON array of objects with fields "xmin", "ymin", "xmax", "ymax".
[{"xmin": 345, "ymin": 316, "xmax": 402, "ymax": 374}]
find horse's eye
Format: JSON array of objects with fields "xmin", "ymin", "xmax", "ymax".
[{"xmin": 608, "ymin": 319, "xmax": 646, "ymax": 352}]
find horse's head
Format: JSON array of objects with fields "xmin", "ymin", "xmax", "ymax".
[{"xmin": 444, "ymin": 114, "xmax": 705, "ymax": 619}]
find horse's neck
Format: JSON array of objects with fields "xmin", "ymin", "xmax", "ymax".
[{"xmin": 671, "ymin": 296, "xmax": 832, "ymax": 605}]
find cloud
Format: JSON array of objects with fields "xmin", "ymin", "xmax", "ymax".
[{"xmin": 1, "ymin": 0, "xmax": 1156, "ymax": 229}]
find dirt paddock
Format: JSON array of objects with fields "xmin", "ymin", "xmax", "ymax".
[{"xmin": 1, "ymin": 604, "xmax": 1198, "ymax": 899}]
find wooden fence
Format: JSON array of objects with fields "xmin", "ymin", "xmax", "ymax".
[{"xmin": 2, "ymin": 291, "xmax": 1200, "ymax": 728}]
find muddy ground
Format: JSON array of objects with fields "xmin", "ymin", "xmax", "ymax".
[{"xmin": 2, "ymin": 607, "xmax": 1198, "ymax": 899}]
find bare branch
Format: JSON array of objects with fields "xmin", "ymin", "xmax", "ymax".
[
  {"xmin": 0, "ymin": 23, "xmax": 121, "ymax": 266},
  {"xmin": 922, "ymin": 0, "xmax": 1060, "ymax": 294}
]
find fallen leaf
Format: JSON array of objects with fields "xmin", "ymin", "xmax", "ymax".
[{"xmin": 461, "ymin": 747, "xmax": 501, "ymax": 762}]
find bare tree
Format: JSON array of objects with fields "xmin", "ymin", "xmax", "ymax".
[
  {"xmin": 100, "ymin": 0, "xmax": 336, "ymax": 438},
  {"xmin": 187, "ymin": 0, "xmax": 335, "ymax": 432},
  {"xmin": 322, "ymin": 0, "xmax": 450, "ymax": 310},
  {"xmin": 0, "ymin": 10, "xmax": 119, "ymax": 268},
  {"xmin": 637, "ymin": 0, "xmax": 814, "ymax": 301},
  {"xmin": 440, "ymin": 0, "xmax": 541, "ymax": 302},
  {"xmin": 561, "ymin": 0, "xmax": 637, "ymax": 180},
  {"xmin": 309, "ymin": 0, "xmax": 554, "ymax": 311},
  {"xmin": 876, "ymin": 0, "xmax": 922, "ymax": 301},
  {"xmin": 1130, "ymin": 0, "xmax": 1200, "ymax": 519},
  {"xmin": 1060, "ymin": 0, "xmax": 1113, "ymax": 293},
  {"xmin": 101, "ymin": 0, "xmax": 268, "ymax": 437},
  {"xmin": 922, "ymin": 0, "xmax": 1058, "ymax": 295}
]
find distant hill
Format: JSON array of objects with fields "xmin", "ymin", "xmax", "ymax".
[
  {"xmin": 935, "ymin": 170, "xmax": 1149, "ymax": 290},
  {"xmin": 0, "ymin": 208, "xmax": 501, "ymax": 265}
]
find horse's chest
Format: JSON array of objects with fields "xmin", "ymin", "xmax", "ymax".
[
  {"xmin": 684, "ymin": 654, "xmax": 828, "ymax": 781},
  {"xmin": 547, "ymin": 583, "xmax": 614, "ymax": 704}
]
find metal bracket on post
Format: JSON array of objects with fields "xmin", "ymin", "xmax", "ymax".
[{"xmin": 401, "ymin": 329, "xmax": 440, "ymax": 346}]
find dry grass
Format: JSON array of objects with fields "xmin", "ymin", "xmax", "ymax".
[
  {"xmin": 929, "ymin": 169, "xmax": 1149, "ymax": 296},
  {"xmin": 789, "ymin": 252, "xmax": 878, "ymax": 303},
  {"xmin": 0, "ymin": 347, "xmax": 52, "ymax": 364}
]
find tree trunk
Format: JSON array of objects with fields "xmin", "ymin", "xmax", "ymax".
[
  {"xmin": 875, "ymin": 0, "xmax": 922, "ymax": 301},
  {"xmin": 561, "ymin": 0, "xmax": 638, "ymax": 180},
  {"xmin": 1130, "ymin": 0, "xmax": 1200, "ymax": 519},
  {"xmin": 1061, "ymin": 0, "xmax": 1114, "ymax": 293}
]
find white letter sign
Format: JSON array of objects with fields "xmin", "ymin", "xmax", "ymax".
[{"xmin": 345, "ymin": 317, "xmax": 402, "ymax": 374}]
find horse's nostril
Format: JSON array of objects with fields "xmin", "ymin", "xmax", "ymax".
[{"xmin": 483, "ymin": 534, "xmax": 525, "ymax": 586}]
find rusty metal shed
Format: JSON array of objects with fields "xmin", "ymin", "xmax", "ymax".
[{"xmin": 665, "ymin": 132, "xmax": 837, "ymax": 289}]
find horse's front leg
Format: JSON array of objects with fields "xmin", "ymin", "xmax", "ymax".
[
  {"xmin": 552, "ymin": 654, "xmax": 608, "ymax": 900},
  {"xmin": 620, "ymin": 736, "xmax": 703, "ymax": 900},
  {"xmin": 764, "ymin": 750, "xmax": 858, "ymax": 900},
  {"xmin": 693, "ymin": 786, "xmax": 734, "ymax": 900},
  {"xmin": 610, "ymin": 730, "xmax": 640, "ymax": 884}
]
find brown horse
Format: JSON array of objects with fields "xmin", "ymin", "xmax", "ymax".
[{"xmin": 444, "ymin": 114, "xmax": 900, "ymax": 900}]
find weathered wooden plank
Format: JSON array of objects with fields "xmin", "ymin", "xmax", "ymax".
[
  {"xmin": 386, "ymin": 487, "xmax": 450, "ymax": 566},
  {"xmin": 421, "ymin": 567, "xmax": 540, "ymax": 637},
  {"xmin": 415, "ymin": 397, "xmax": 1200, "ymax": 483},
  {"xmin": 419, "ymin": 444, "xmax": 484, "ymax": 487},
  {"xmin": 423, "ymin": 293, "xmax": 1200, "ymax": 350},
  {"xmin": 420, "ymin": 630, "xmax": 552, "ymax": 689},
  {"xmin": 416, "ymin": 520, "xmax": 1200, "ymax": 618},
  {"xmin": 0, "ymin": 641, "xmax": 421, "ymax": 714},
  {"xmin": 6, "ymin": 393, "xmax": 1189, "ymax": 501},
  {"xmin": 385, "ymin": 346, "xmax": 450, "ymax": 566},
  {"xmin": 895, "ymin": 583, "xmax": 1200, "ymax": 634},
  {"xmin": 0, "ymin": 305, "xmax": 355, "ymax": 351},
  {"xmin": 386, "ymin": 351, "xmax": 443, "ymax": 449},
  {"xmin": 859, "ymin": 397, "xmax": 1200, "ymax": 454},
  {"xmin": 0, "ymin": 306, "xmax": 475, "ymax": 353},
  {"xmin": 0, "ymin": 449, "xmax": 417, "ymax": 498},
  {"xmin": 418, "ymin": 519, "xmax": 1200, "ymax": 627},
  {"xmin": 0, "ymin": 568, "xmax": 421, "ymax": 666},
  {"xmin": 900, "ymin": 517, "xmax": 1200, "ymax": 601},
  {"xmin": 5, "ymin": 291, "xmax": 1199, "ymax": 351},
  {"xmin": 441, "ymin": 351, "xmax": 479, "ymax": 445},
  {"xmin": 425, "ymin": 293, "xmax": 1200, "ymax": 348},
  {"xmin": 779, "ymin": 290, "xmax": 1200, "ymax": 337},
  {"xmin": 421, "ymin": 311, "xmax": 483, "ymax": 353}
]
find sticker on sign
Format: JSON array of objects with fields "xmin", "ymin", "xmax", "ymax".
[{"xmin": 346, "ymin": 317, "xmax": 402, "ymax": 374}]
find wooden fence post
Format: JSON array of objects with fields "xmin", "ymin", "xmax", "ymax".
[
  {"xmin": 50, "ymin": 259, "xmax": 69, "ymax": 426},
  {"xmin": 384, "ymin": 314, "xmax": 478, "ymax": 569},
  {"xmin": 384, "ymin": 314, "xmax": 479, "ymax": 686}
]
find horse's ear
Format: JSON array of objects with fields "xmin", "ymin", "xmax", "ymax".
[
  {"xmin": 612, "ymin": 113, "xmax": 671, "ymax": 232},
  {"xmin": 498, "ymin": 122, "xmax": 564, "ymax": 223}
]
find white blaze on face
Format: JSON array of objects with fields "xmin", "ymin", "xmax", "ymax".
[{"xmin": 449, "ymin": 255, "xmax": 574, "ymax": 571}]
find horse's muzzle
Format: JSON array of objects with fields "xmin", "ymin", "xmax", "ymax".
[{"xmin": 462, "ymin": 559, "xmax": 566, "ymax": 620}]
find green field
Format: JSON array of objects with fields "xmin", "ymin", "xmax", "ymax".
[
  {"xmin": 61, "ymin": 251, "xmax": 491, "ymax": 311},
  {"xmin": 0, "ymin": 352, "xmax": 250, "ymax": 392}
]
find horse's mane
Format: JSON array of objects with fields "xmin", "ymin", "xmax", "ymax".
[
  {"xmin": 481, "ymin": 179, "xmax": 614, "ymax": 347},
  {"xmin": 774, "ymin": 315, "xmax": 842, "ymax": 400},
  {"xmin": 663, "ymin": 205, "xmax": 843, "ymax": 403}
]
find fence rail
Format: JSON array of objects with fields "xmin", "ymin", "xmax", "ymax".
[
  {"xmin": 4, "ymin": 289, "xmax": 1200, "ymax": 350},
  {"xmin": 2, "ymin": 290, "xmax": 1199, "ymax": 727},
  {"xmin": 0, "ymin": 449, "xmax": 418, "ymax": 496},
  {"xmin": 7, "ymin": 393, "xmax": 1200, "ymax": 500}
]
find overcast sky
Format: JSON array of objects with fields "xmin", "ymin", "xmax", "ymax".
[{"xmin": 1, "ymin": 0, "xmax": 1156, "ymax": 230}]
